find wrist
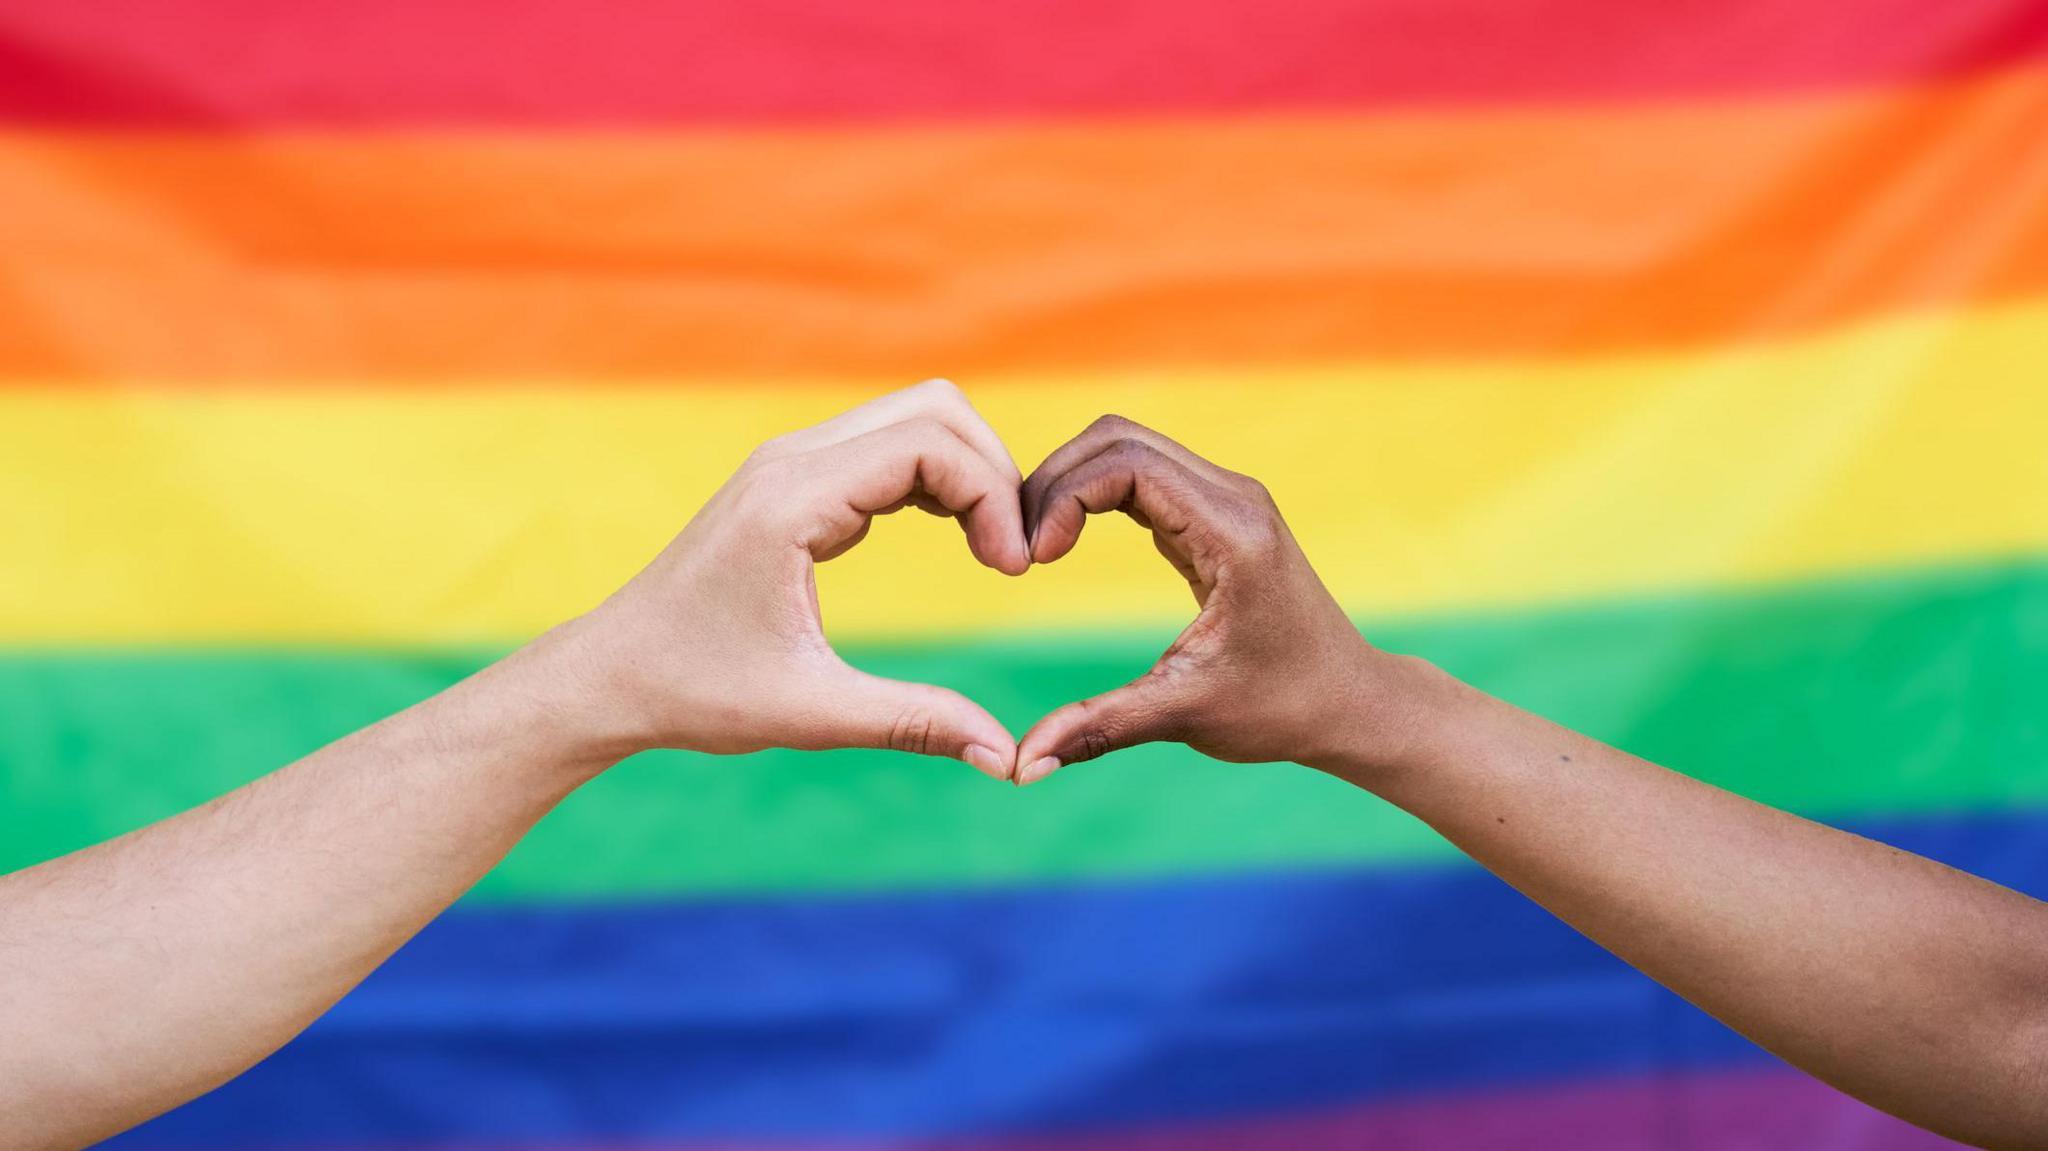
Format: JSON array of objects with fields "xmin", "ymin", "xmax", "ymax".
[
  {"xmin": 435, "ymin": 615, "xmax": 647, "ymax": 789},
  {"xmin": 1303, "ymin": 647, "xmax": 1490, "ymax": 795}
]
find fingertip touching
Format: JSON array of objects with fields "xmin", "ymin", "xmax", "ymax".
[
  {"xmin": 1015, "ymin": 677, "xmax": 1188, "ymax": 784},
  {"xmin": 1027, "ymin": 502, "xmax": 1086, "ymax": 566},
  {"xmin": 964, "ymin": 486, "xmax": 1032, "ymax": 576},
  {"xmin": 1012, "ymin": 703, "xmax": 1099, "ymax": 786},
  {"xmin": 987, "ymin": 482, "xmax": 1033, "ymax": 576},
  {"xmin": 962, "ymin": 744, "xmax": 1016, "ymax": 782},
  {"xmin": 1016, "ymin": 755, "xmax": 1062, "ymax": 786}
]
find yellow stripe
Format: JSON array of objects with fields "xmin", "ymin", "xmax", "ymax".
[{"xmin": 3, "ymin": 301, "xmax": 2047, "ymax": 646}]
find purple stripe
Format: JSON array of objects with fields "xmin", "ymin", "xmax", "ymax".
[
  {"xmin": 974, "ymin": 1064, "xmax": 1949, "ymax": 1138},
  {"xmin": 1151, "ymin": 1069, "xmax": 1961, "ymax": 1151},
  {"xmin": 432, "ymin": 1069, "xmax": 1958, "ymax": 1150}
]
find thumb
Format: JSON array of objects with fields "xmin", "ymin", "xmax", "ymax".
[
  {"xmin": 812, "ymin": 667, "xmax": 1019, "ymax": 781},
  {"xmin": 1014, "ymin": 673, "xmax": 1189, "ymax": 785}
]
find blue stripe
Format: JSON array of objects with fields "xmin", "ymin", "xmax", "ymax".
[{"xmin": 113, "ymin": 810, "xmax": 2048, "ymax": 1146}]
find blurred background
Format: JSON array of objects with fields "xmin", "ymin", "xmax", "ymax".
[{"xmin": 3, "ymin": 1, "xmax": 2046, "ymax": 1147}]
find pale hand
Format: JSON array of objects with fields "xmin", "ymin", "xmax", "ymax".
[{"xmin": 547, "ymin": 380, "xmax": 1029, "ymax": 779}]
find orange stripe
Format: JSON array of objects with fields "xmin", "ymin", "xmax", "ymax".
[{"xmin": 3, "ymin": 67, "xmax": 2046, "ymax": 383}]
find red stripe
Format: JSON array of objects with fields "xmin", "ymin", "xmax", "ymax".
[{"xmin": 3, "ymin": 0, "xmax": 2047, "ymax": 127}]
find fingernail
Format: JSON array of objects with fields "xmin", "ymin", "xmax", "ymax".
[
  {"xmin": 1018, "ymin": 755, "xmax": 1061, "ymax": 785},
  {"xmin": 962, "ymin": 745, "xmax": 1009, "ymax": 781}
]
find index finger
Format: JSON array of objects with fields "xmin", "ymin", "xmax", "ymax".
[
  {"xmin": 801, "ymin": 417, "xmax": 1031, "ymax": 575},
  {"xmin": 760, "ymin": 379, "xmax": 1022, "ymax": 485},
  {"xmin": 1021, "ymin": 414, "xmax": 1240, "ymax": 544},
  {"xmin": 1024, "ymin": 436, "xmax": 1211, "ymax": 567}
]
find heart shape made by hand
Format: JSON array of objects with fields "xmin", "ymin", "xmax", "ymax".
[{"xmin": 579, "ymin": 381, "xmax": 1371, "ymax": 786}]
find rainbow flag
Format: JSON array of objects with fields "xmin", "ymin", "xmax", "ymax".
[{"xmin": 4, "ymin": 1, "xmax": 2046, "ymax": 1146}]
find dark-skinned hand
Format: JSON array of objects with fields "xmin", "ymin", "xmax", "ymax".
[{"xmin": 1012, "ymin": 416, "xmax": 1430, "ymax": 785}]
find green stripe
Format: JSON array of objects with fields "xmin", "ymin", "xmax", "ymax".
[{"xmin": 4, "ymin": 558, "xmax": 2046, "ymax": 899}]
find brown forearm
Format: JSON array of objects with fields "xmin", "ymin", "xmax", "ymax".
[{"xmin": 1318, "ymin": 656, "xmax": 2048, "ymax": 1149}]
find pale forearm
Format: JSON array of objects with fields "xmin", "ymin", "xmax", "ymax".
[
  {"xmin": 0, "ymin": 383, "xmax": 1027, "ymax": 1150},
  {"xmin": 0, "ymin": 628, "xmax": 618, "ymax": 1149},
  {"xmin": 1322, "ymin": 656, "xmax": 2048, "ymax": 1149}
]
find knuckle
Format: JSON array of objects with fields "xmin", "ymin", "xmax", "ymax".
[
  {"xmin": 1231, "ymin": 513, "xmax": 1285, "ymax": 559},
  {"xmin": 1102, "ymin": 437, "xmax": 1160, "ymax": 468},
  {"xmin": 910, "ymin": 379, "xmax": 973, "ymax": 422},
  {"xmin": 730, "ymin": 483, "xmax": 785, "ymax": 527},
  {"xmin": 737, "ymin": 459, "xmax": 807, "ymax": 516},
  {"xmin": 1066, "ymin": 697, "xmax": 1116, "ymax": 763},
  {"xmin": 915, "ymin": 377, "xmax": 966, "ymax": 401},
  {"xmin": 885, "ymin": 710, "xmax": 936, "ymax": 756},
  {"xmin": 901, "ymin": 415, "xmax": 954, "ymax": 446},
  {"xmin": 1231, "ymin": 470, "xmax": 1274, "ymax": 503},
  {"xmin": 1078, "ymin": 727, "xmax": 1113, "ymax": 763},
  {"xmin": 747, "ymin": 453, "xmax": 798, "ymax": 486},
  {"xmin": 1087, "ymin": 413, "xmax": 1147, "ymax": 440},
  {"xmin": 746, "ymin": 433, "xmax": 794, "ymax": 464}
]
